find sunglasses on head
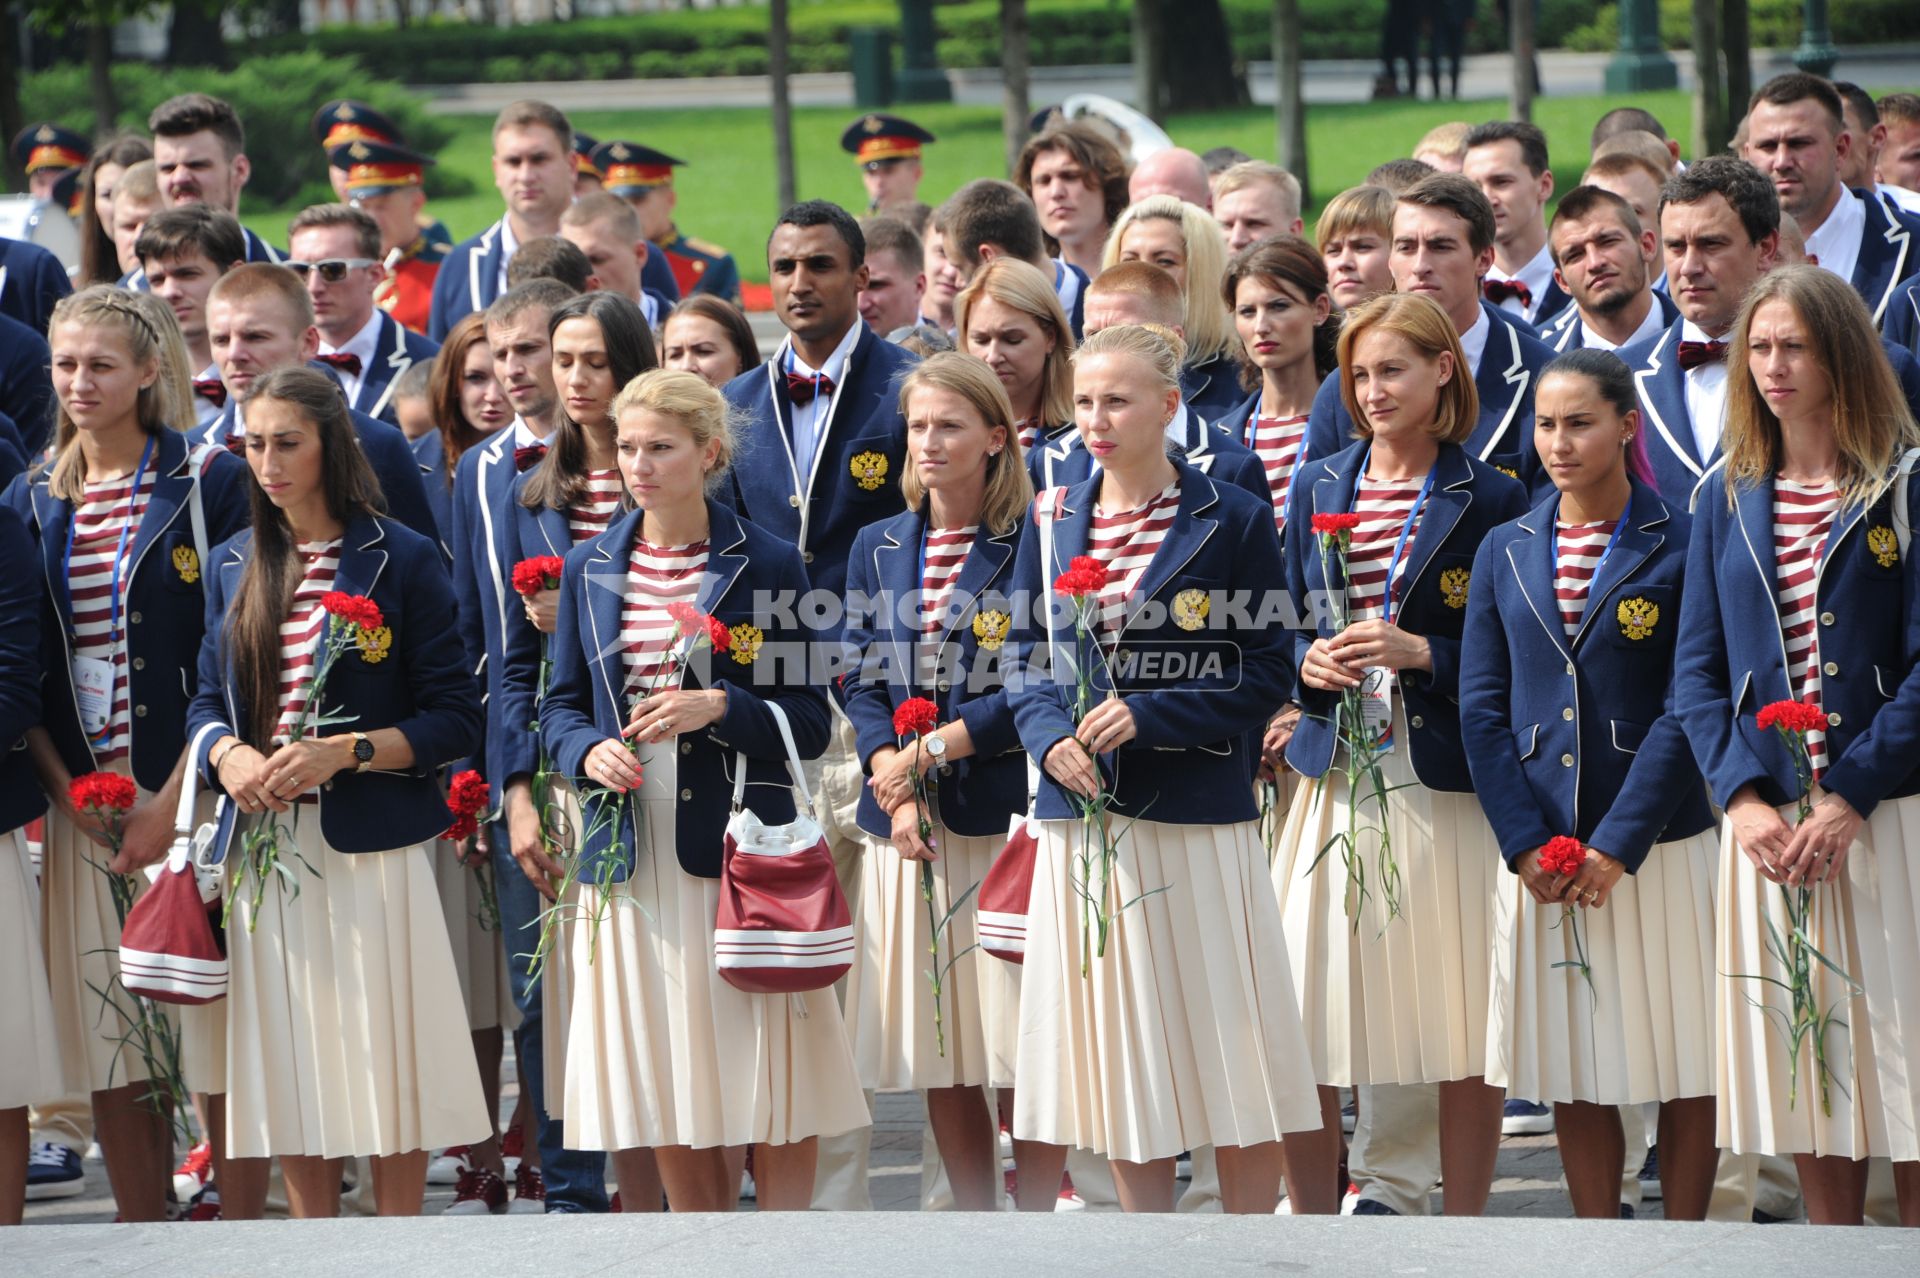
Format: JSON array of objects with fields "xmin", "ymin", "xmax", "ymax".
[{"xmin": 286, "ymin": 258, "xmax": 377, "ymax": 282}]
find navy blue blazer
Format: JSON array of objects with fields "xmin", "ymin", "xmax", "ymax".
[
  {"xmin": 0, "ymin": 414, "xmax": 25, "ymax": 492},
  {"xmin": 1459, "ymin": 482, "xmax": 1714, "ymax": 871},
  {"xmin": 1009, "ymin": 457, "xmax": 1291, "ymax": 824},
  {"xmin": 188, "ymin": 515, "xmax": 481, "ymax": 857},
  {"xmin": 537, "ymin": 502, "xmax": 831, "ymax": 881},
  {"xmin": 1054, "ymin": 259, "xmax": 1088, "ymax": 342},
  {"xmin": 1026, "ymin": 403, "xmax": 1272, "ymax": 508},
  {"xmin": 840, "ymin": 509, "xmax": 1027, "ymax": 840},
  {"xmin": 1625, "ymin": 318, "xmax": 1920, "ymax": 512},
  {"xmin": 196, "ymin": 400, "xmax": 440, "ymax": 551},
  {"xmin": 0, "ymin": 235, "xmax": 72, "ymax": 334},
  {"xmin": 492, "ymin": 466, "xmax": 624, "ymax": 783},
  {"xmin": 1283, "ymin": 440, "xmax": 1529, "ymax": 790},
  {"xmin": 428, "ymin": 217, "xmax": 680, "ymax": 342},
  {"xmin": 409, "ymin": 427, "xmax": 453, "ymax": 544},
  {"xmin": 1541, "ymin": 289, "xmax": 1680, "ymax": 354},
  {"xmin": 345, "ymin": 312, "xmax": 440, "ymax": 425},
  {"xmin": 1305, "ymin": 302, "xmax": 1555, "ymax": 499},
  {"xmin": 447, "ymin": 427, "xmax": 538, "ymax": 785},
  {"xmin": 1, "ymin": 429, "xmax": 251, "ymax": 791},
  {"xmin": 122, "ymin": 227, "xmax": 281, "ymax": 290},
  {"xmin": 722, "ymin": 322, "xmax": 918, "ymax": 599},
  {"xmin": 1842, "ymin": 187, "xmax": 1920, "ymax": 328},
  {"xmin": 1179, "ymin": 351, "xmax": 1248, "ymax": 423},
  {"xmin": 0, "ymin": 311, "xmax": 54, "ymax": 458},
  {"xmin": 0, "ymin": 504, "xmax": 45, "ymax": 836},
  {"xmin": 1884, "ymin": 273, "xmax": 1920, "ymax": 354},
  {"xmin": 1675, "ymin": 466, "xmax": 1920, "ymax": 817}
]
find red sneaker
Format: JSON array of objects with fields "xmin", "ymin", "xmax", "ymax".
[
  {"xmin": 172, "ymin": 1140, "xmax": 213, "ymax": 1199},
  {"xmin": 500, "ymin": 1125, "xmax": 524, "ymax": 1162},
  {"xmin": 510, "ymin": 1163, "xmax": 545, "ymax": 1215},
  {"xmin": 610, "ymin": 1191, "xmax": 622, "ymax": 1213},
  {"xmin": 186, "ymin": 1187, "xmax": 223, "ymax": 1221},
  {"xmin": 444, "ymin": 1167, "xmax": 508, "ymax": 1216}
]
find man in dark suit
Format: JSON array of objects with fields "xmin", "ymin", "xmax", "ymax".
[
  {"xmin": 1541, "ymin": 185, "xmax": 1679, "ymax": 354},
  {"xmin": 1464, "ymin": 121, "xmax": 1573, "ymax": 329},
  {"xmin": 722, "ymin": 199, "xmax": 915, "ymax": 1212},
  {"xmin": 1306, "ymin": 174, "xmax": 1556, "ymax": 494},
  {"xmin": 1743, "ymin": 73, "xmax": 1920, "ymax": 328},
  {"xmin": 286, "ymin": 203, "xmax": 439, "ymax": 426},
  {"xmin": 198, "ymin": 263, "xmax": 437, "ymax": 546}
]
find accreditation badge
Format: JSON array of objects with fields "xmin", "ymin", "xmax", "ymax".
[
  {"xmin": 1358, "ymin": 666, "xmax": 1395, "ymax": 753},
  {"xmin": 72, "ymin": 654, "xmax": 114, "ymax": 742}
]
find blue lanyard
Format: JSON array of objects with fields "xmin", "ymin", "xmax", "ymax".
[
  {"xmin": 1349, "ymin": 447, "xmax": 1437, "ymax": 624},
  {"xmin": 62, "ymin": 434, "xmax": 156, "ymax": 644},
  {"xmin": 1553, "ymin": 489, "xmax": 1633, "ymax": 624}
]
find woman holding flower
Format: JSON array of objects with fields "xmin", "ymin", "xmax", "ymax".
[
  {"xmin": 1005, "ymin": 323, "xmax": 1319, "ymax": 1214},
  {"xmin": 534, "ymin": 368, "xmax": 867, "ymax": 1212},
  {"xmin": 1272, "ymin": 292, "xmax": 1526, "ymax": 1216},
  {"xmin": 839, "ymin": 353, "xmax": 1033, "ymax": 1210},
  {"xmin": 1673, "ymin": 266, "xmax": 1920, "ymax": 1226},
  {"xmin": 1, "ymin": 285, "xmax": 249, "ymax": 1222},
  {"xmin": 186, "ymin": 367, "xmax": 487, "ymax": 1217},
  {"xmin": 1458, "ymin": 349, "xmax": 1719, "ymax": 1219}
]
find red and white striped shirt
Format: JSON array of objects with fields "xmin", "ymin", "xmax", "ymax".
[
  {"xmin": 1248, "ymin": 413, "xmax": 1308, "ymax": 533},
  {"xmin": 619, "ymin": 540, "xmax": 709, "ymax": 696},
  {"xmin": 1775, "ymin": 479, "xmax": 1839, "ymax": 771},
  {"xmin": 1343, "ymin": 477, "xmax": 1427, "ymax": 625},
  {"xmin": 917, "ymin": 525, "xmax": 976, "ymax": 686},
  {"xmin": 1015, "ymin": 419, "xmax": 1039, "ymax": 454},
  {"xmin": 1085, "ymin": 482, "xmax": 1180, "ymax": 639},
  {"xmin": 567, "ymin": 469, "xmax": 625, "ymax": 544},
  {"xmin": 1554, "ymin": 519, "xmax": 1619, "ymax": 640},
  {"xmin": 273, "ymin": 540, "xmax": 343, "ymax": 745},
  {"xmin": 68, "ymin": 469, "xmax": 154, "ymax": 763}
]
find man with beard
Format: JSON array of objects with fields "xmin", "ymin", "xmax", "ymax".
[{"xmin": 1542, "ymin": 186, "xmax": 1677, "ymax": 354}]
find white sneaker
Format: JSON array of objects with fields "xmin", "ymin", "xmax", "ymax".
[{"xmin": 427, "ymin": 1145, "xmax": 473, "ymax": 1186}]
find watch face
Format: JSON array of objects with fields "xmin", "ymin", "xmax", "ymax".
[{"xmin": 355, "ymin": 737, "xmax": 376, "ymax": 762}]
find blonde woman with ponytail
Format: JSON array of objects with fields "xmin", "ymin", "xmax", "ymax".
[
  {"xmin": 2, "ymin": 286, "xmax": 252, "ymax": 1221},
  {"xmin": 1102, "ymin": 196, "xmax": 1240, "ymax": 418},
  {"xmin": 1004, "ymin": 323, "xmax": 1320, "ymax": 1214}
]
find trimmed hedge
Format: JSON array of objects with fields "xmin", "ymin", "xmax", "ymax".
[
  {"xmin": 1564, "ymin": 0, "xmax": 1920, "ymax": 52},
  {"xmin": 241, "ymin": 0, "xmax": 1608, "ymax": 86},
  {"xmin": 19, "ymin": 53, "xmax": 471, "ymax": 210}
]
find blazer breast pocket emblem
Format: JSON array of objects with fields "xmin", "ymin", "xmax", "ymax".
[
  {"xmin": 849, "ymin": 451, "xmax": 889, "ymax": 491},
  {"xmin": 1867, "ymin": 525, "xmax": 1898, "ymax": 568},
  {"xmin": 1438, "ymin": 566, "xmax": 1471, "ymax": 609},
  {"xmin": 971, "ymin": 609, "xmax": 1010, "ymax": 650},
  {"xmin": 171, "ymin": 545, "xmax": 200, "ymax": 584},
  {"xmin": 1617, "ymin": 596, "xmax": 1660, "ymax": 640},
  {"xmin": 1172, "ymin": 589, "xmax": 1210, "ymax": 630}
]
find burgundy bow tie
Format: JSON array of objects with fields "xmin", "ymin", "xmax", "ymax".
[
  {"xmin": 1676, "ymin": 339, "xmax": 1729, "ymax": 372},
  {"xmin": 785, "ymin": 370, "xmax": 835, "ymax": 406},
  {"xmin": 514, "ymin": 443, "xmax": 549, "ymax": 473},
  {"xmin": 193, "ymin": 378, "xmax": 227, "ymax": 408},
  {"xmin": 223, "ymin": 434, "xmax": 245, "ymax": 457},
  {"xmin": 1482, "ymin": 278, "xmax": 1533, "ymax": 309},
  {"xmin": 316, "ymin": 351, "xmax": 363, "ymax": 377}
]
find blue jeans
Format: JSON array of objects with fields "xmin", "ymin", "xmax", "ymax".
[{"xmin": 492, "ymin": 820, "xmax": 608, "ymax": 1213}]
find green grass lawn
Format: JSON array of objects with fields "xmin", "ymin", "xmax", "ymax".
[{"xmin": 249, "ymin": 90, "xmax": 1703, "ymax": 284}]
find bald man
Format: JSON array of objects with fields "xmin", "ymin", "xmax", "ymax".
[{"xmin": 1129, "ymin": 147, "xmax": 1212, "ymax": 210}]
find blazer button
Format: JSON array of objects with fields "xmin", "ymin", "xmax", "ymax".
[
  {"xmin": 1823, "ymin": 661, "xmax": 1839, "ymax": 676},
  {"xmin": 680, "ymin": 788, "xmax": 693, "ymax": 801},
  {"xmin": 1565, "ymin": 662, "xmax": 1575, "ymax": 676},
  {"xmin": 788, "ymin": 494, "xmax": 802, "ymax": 507},
  {"xmin": 679, "ymin": 741, "xmax": 691, "ymax": 755},
  {"xmin": 129, "ymin": 611, "xmax": 142, "ymax": 625},
  {"xmin": 131, "ymin": 657, "xmax": 145, "ymax": 671},
  {"xmin": 1560, "ymin": 753, "xmax": 1574, "ymax": 767},
  {"xmin": 802, "ymin": 551, "xmax": 814, "ymax": 564},
  {"xmin": 1827, "ymin": 712, "xmax": 1842, "ymax": 727},
  {"xmin": 937, "ymin": 679, "xmax": 950, "ymax": 693},
  {"xmin": 134, "ymin": 704, "xmax": 148, "ymax": 718},
  {"xmin": 1562, "ymin": 707, "xmax": 1574, "ymax": 721},
  {"xmin": 1409, "ymin": 715, "xmax": 1424, "ymax": 728},
  {"xmin": 1820, "ymin": 611, "xmax": 1836, "ymax": 626}
]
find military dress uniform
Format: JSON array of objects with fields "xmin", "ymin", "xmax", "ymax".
[
  {"xmin": 329, "ymin": 139, "xmax": 445, "ymax": 337},
  {"xmin": 839, "ymin": 113, "xmax": 936, "ymax": 212},
  {"xmin": 313, "ymin": 99, "xmax": 452, "ymax": 267}
]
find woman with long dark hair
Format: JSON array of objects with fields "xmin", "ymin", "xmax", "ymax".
[
  {"xmin": 186, "ymin": 367, "xmax": 486, "ymax": 1218},
  {"xmin": 2, "ymin": 286, "xmax": 249, "ymax": 1222},
  {"xmin": 78, "ymin": 135, "xmax": 152, "ymax": 288},
  {"xmin": 1460, "ymin": 349, "xmax": 1719, "ymax": 1219},
  {"xmin": 419, "ymin": 313, "xmax": 513, "ymax": 536}
]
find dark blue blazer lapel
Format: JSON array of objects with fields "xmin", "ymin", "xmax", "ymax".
[
  {"xmin": 1733, "ymin": 478, "xmax": 1782, "ymax": 635},
  {"xmin": 583, "ymin": 509, "xmax": 637, "ymax": 716},
  {"xmin": 1470, "ymin": 305, "xmax": 1533, "ymax": 461},
  {"xmin": 1307, "ymin": 454, "xmax": 1363, "ymax": 596},
  {"xmin": 125, "ymin": 430, "xmax": 191, "ymax": 582},
  {"xmin": 530, "ymin": 503, "xmax": 571, "ymax": 559},
  {"xmin": 1575, "ymin": 481, "xmax": 1666, "ymax": 649},
  {"xmin": 29, "ymin": 480, "xmax": 74, "ymax": 635},
  {"xmin": 942, "ymin": 524, "xmax": 1015, "ymax": 648},
  {"xmin": 357, "ymin": 314, "xmax": 408, "ymax": 419},
  {"xmin": 1398, "ymin": 445, "xmax": 1472, "ymax": 604},
  {"xmin": 331, "ymin": 514, "xmax": 390, "ymax": 603},
  {"xmin": 1119, "ymin": 466, "xmax": 1219, "ymax": 637},
  {"xmin": 1852, "ymin": 189, "xmax": 1917, "ymax": 326},
  {"xmin": 1633, "ymin": 323, "xmax": 1702, "ymax": 473},
  {"xmin": 870, "ymin": 511, "xmax": 921, "ymax": 689},
  {"xmin": 1506, "ymin": 500, "xmax": 1571, "ymax": 662}
]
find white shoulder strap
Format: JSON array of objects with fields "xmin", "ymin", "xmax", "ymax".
[
  {"xmin": 730, "ymin": 698, "xmax": 817, "ymax": 817},
  {"xmin": 1025, "ymin": 489, "xmax": 1065, "ymax": 808},
  {"xmin": 1894, "ymin": 446, "xmax": 1920, "ymax": 558},
  {"xmin": 186, "ymin": 442, "xmax": 218, "ymax": 577}
]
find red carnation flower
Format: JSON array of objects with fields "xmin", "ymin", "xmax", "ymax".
[
  {"xmin": 893, "ymin": 696, "xmax": 940, "ymax": 739},
  {"xmin": 1311, "ymin": 512, "xmax": 1363, "ymax": 536},
  {"xmin": 1756, "ymin": 700, "xmax": 1826, "ymax": 736},
  {"xmin": 1540, "ymin": 835, "xmax": 1586, "ymax": 877},
  {"xmin": 706, "ymin": 616, "xmax": 733, "ymax": 651},
  {"xmin": 448, "ymin": 769, "xmax": 490, "ymax": 817},
  {"xmin": 1054, "ymin": 556, "xmax": 1110, "ymax": 600},
  {"xmin": 321, "ymin": 592, "xmax": 384, "ymax": 632},
  {"xmin": 69, "ymin": 771, "xmax": 138, "ymax": 815},
  {"xmin": 1067, "ymin": 555, "xmax": 1109, "ymax": 587},
  {"xmin": 444, "ymin": 812, "xmax": 479, "ymax": 843},
  {"xmin": 511, "ymin": 556, "xmax": 565, "ymax": 597}
]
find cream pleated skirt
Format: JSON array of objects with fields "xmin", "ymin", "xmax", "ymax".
[
  {"xmin": 0, "ymin": 828, "xmax": 62, "ymax": 1108},
  {"xmin": 1718, "ymin": 796, "xmax": 1920, "ymax": 1162},
  {"xmin": 845, "ymin": 828, "xmax": 1020, "ymax": 1091},
  {"xmin": 430, "ymin": 837, "xmax": 518, "ymax": 1034},
  {"xmin": 1488, "ymin": 829, "xmax": 1717, "ymax": 1104},
  {"xmin": 1010, "ymin": 815, "xmax": 1322, "ymax": 1164},
  {"xmin": 40, "ymin": 787, "xmax": 160, "ymax": 1093},
  {"xmin": 224, "ymin": 809, "xmax": 490, "ymax": 1160},
  {"xmin": 1273, "ymin": 709, "xmax": 1503, "ymax": 1086},
  {"xmin": 559, "ymin": 745, "xmax": 870, "ymax": 1152}
]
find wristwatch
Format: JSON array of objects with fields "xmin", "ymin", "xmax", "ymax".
[
  {"xmin": 924, "ymin": 733, "xmax": 948, "ymax": 767},
  {"xmin": 350, "ymin": 732, "xmax": 375, "ymax": 773}
]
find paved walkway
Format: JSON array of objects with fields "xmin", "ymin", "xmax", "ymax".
[{"xmin": 421, "ymin": 46, "xmax": 1920, "ymax": 116}]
